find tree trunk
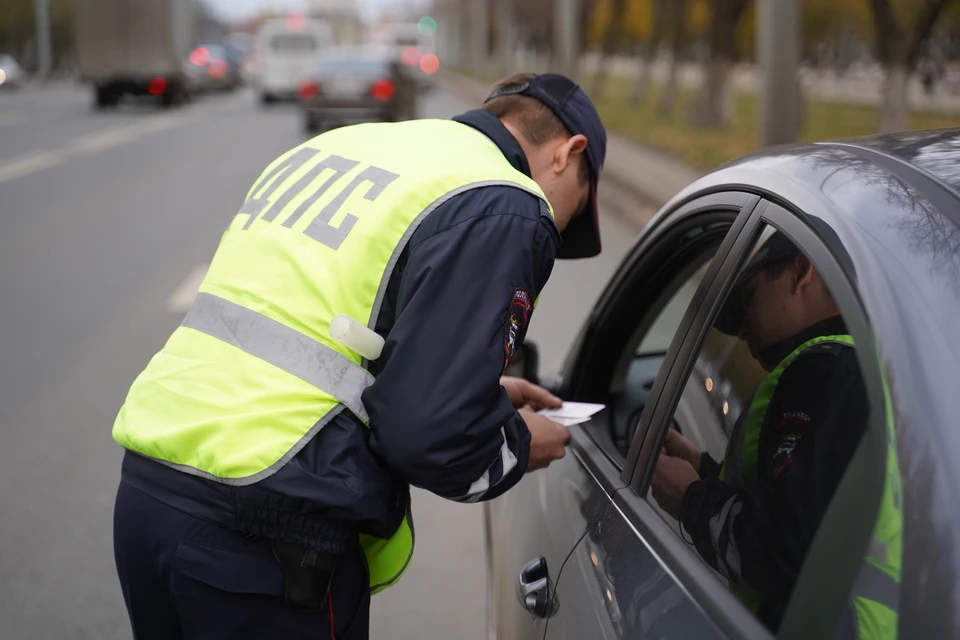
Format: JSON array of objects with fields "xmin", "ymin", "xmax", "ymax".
[
  {"xmin": 629, "ymin": 0, "xmax": 669, "ymax": 105},
  {"xmin": 592, "ymin": 0, "xmax": 628, "ymax": 98},
  {"xmin": 880, "ymin": 64, "xmax": 910, "ymax": 133},
  {"xmin": 689, "ymin": 58, "xmax": 733, "ymax": 128},
  {"xmin": 688, "ymin": 0, "xmax": 747, "ymax": 129},
  {"xmin": 657, "ymin": 0, "xmax": 687, "ymax": 116}
]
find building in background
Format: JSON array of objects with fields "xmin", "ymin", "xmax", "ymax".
[{"xmin": 305, "ymin": 0, "xmax": 365, "ymax": 46}]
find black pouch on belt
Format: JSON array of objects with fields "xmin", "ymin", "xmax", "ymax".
[{"xmin": 270, "ymin": 540, "xmax": 339, "ymax": 613}]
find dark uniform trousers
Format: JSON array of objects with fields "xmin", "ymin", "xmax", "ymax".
[{"xmin": 113, "ymin": 481, "xmax": 370, "ymax": 639}]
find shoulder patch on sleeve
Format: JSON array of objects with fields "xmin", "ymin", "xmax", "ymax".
[{"xmin": 503, "ymin": 288, "xmax": 534, "ymax": 371}]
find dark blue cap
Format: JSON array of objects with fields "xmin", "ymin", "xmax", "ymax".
[{"xmin": 485, "ymin": 73, "xmax": 607, "ymax": 259}]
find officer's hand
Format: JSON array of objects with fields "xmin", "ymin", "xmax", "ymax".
[
  {"xmin": 663, "ymin": 427, "xmax": 703, "ymax": 473},
  {"xmin": 651, "ymin": 453, "xmax": 699, "ymax": 520},
  {"xmin": 501, "ymin": 376, "xmax": 562, "ymax": 411},
  {"xmin": 520, "ymin": 409, "xmax": 570, "ymax": 472}
]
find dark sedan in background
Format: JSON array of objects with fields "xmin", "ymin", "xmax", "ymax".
[
  {"xmin": 184, "ymin": 43, "xmax": 242, "ymax": 94},
  {"xmin": 491, "ymin": 129, "xmax": 960, "ymax": 639},
  {"xmin": 297, "ymin": 47, "xmax": 416, "ymax": 134}
]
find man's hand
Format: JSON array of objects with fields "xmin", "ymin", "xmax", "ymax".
[
  {"xmin": 663, "ymin": 427, "xmax": 702, "ymax": 473},
  {"xmin": 501, "ymin": 376, "xmax": 562, "ymax": 411},
  {"xmin": 520, "ymin": 409, "xmax": 570, "ymax": 472},
  {"xmin": 651, "ymin": 454, "xmax": 699, "ymax": 520}
]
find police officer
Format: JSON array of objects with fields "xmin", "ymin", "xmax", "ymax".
[
  {"xmin": 651, "ymin": 230, "xmax": 901, "ymax": 637},
  {"xmin": 111, "ymin": 72, "xmax": 607, "ymax": 639}
]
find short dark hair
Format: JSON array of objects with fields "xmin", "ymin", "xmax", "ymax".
[{"xmin": 482, "ymin": 73, "xmax": 590, "ymax": 186}]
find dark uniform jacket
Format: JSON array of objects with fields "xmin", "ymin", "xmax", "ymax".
[
  {"xmin": 121, "ymin": 109, "xmax": 560, "ymax": 553},
  {"xmin": 680, "ymin": 316, "xmax": 868, "ymax": 631}
]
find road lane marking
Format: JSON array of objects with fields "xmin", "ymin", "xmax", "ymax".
[
  {"xmin": 67, "ymin": 128, "xmax": 140, "ymax": 154},
  {"xmin": 0, "ymin": 93, "xmax": 256, "ymax": 185},
  {"xmin": 167, "ymin": 264, "xmax": 209, "ymax": 313},
  {"xmin": 0, "ymin": 111, "xmax": 197, "ymax": 182},
  {"xmin": 0, "ymin": 150, "xmax": 64, "ymax": 184}
]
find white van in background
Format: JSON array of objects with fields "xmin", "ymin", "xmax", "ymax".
[{"xmin": 254, "ymin": 16, "xmax": 334, "ymax": 103}]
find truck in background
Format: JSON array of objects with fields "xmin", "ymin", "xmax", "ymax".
[{"xmin": 74, "ymin": 0, "xmax": 200, "ymax": 109}]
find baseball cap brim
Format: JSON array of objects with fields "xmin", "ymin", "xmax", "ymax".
[
  {"xmin": 714, "ymin": 231, "xmax": 801, "ymax": 335},
  {"xmin": 556, "ymin": 178, "xmax": 601, "ymax": 259}
]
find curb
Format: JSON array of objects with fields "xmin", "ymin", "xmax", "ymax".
[{"xmin": 434, "ymin": 70, "xmax": 703, "ymax": 217}]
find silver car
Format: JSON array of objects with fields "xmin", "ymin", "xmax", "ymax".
[{"xmin": 489, "ymin": 130, "xmax": 960, "ymax": 639}]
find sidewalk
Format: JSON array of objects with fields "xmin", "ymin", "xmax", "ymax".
[{"xmin": 437, "ymin": 70, "xmax": 703, "ymax": 217}]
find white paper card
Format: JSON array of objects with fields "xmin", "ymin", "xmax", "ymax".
[{"xmin": 538, "ymin": 402, "xmax": 606, "ymax": 426}]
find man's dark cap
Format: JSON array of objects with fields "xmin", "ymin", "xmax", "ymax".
[
  {"xmin": 485, "ymin": 73, "xmax": 607, "ymax": 259},
  {"xmin": 714, "ymin": 218, "xmax": 857, "ymax": 336}
]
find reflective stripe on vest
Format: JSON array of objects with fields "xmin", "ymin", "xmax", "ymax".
[
  {"xmin": 182, "ymin": 292, "xmax": 374, "ymax": 424},
  {"xmin": 112, "ymin": 118, "xmax": 554, "ymax": 594},
  {"xmin": 719, "ymin": 335, "xmax": 902, "ymax": 638}
]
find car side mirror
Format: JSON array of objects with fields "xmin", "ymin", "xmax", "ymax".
[{"xmin": 504, "ymin": 341, "xmax": 541, "ymax": 385}]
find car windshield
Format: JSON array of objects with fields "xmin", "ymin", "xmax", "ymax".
[
  {"xmin": 317, "ymin": 57, "xmax": 388, "ymax": 75},
  {"xmin": 271, "ymin": 33, "xmax": 318, "ymax": 52}
]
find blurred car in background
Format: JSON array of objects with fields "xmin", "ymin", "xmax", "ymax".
[
  {"xmin": 297, "ymin": 47, "xmax": 416, "ymax": 134},
  {"xmin": 255, "ymin": 15, "xmax": 335, "ymax": 104},
  {"xmin": 184, "ymin": 43, "xmax": 242, "ymax": 94},
  {"xmin": 0, "ymin": 54, "xmax": 26, "ymax": 90},
  {"xmin": 74, "ymin": 0, "xmax": 197, "ymax": 109}
]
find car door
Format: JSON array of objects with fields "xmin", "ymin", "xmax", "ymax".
[
  {"xmin": 548, "ymin": 199, "xmax": 898, "ymax": 640},
  {"xmin": 538, "ymin": 193, "xmax": 763, "ymax": 639},
  {"xmin": 485, "ymin": 192, "xmax": 760, "ymax": 640}
]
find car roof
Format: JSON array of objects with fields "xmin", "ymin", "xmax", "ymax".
[{"xmin": 661, "ymin": 129, "xmax": 960, "ymax": 629}]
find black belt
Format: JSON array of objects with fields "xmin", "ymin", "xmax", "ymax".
[{"xmin": 271, "ymin": 540, "xmax": 339, "ymax": 612}]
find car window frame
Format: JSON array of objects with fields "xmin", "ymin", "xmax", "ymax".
[
  {"xmin": 621, "ymin": 198, "xmax": 767, "ymax": 484},
  {"xmin": 619, "ymin": 198, "xmax": 889, "ymax": 639}
]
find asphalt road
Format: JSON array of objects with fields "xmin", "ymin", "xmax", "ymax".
[{"xmin": 0, "ymin": 82, "xmax": 647, "ymax": 638}]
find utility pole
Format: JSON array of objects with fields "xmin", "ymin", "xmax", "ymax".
[
  {"xmin": 34, "ymin": 0, "xmax": 53, "ymax": 80},
  {"xmin": 757, "ymin": 0, "xmax": 802, "ymax": 145},
  {"xmin": 469, "ymin": 0, "xmax": 489, "ymax": 77},
  {"xmin": 496, "ymin": 0, "xmax": 513, "ymax": 76},
  {"xmin": 553, "ymin": 0, "xmax": 581, "ymax": 79}
]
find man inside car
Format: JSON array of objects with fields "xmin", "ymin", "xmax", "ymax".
[{"xmin": 651, "ymin": 231, "xmax": 868, "ymax": 631}]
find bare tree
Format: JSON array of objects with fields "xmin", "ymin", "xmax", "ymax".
[
  {"xmin": 688, "ymin": 0, "xmax": 750, "ymax": 129},
  {"xmin": 658, "ymin": 0, "xmax": 688, "ymax": 115},
  {"xmin": 868, "ymin": 0, "xmax": 954, "ymax": 133},
  {"xmin": 629, "ymin": 0, "xmax": 669, "ymax": 105},
  {"xmin": 591, "ymin": 0, "xmax": 629, "ymax": 97}
]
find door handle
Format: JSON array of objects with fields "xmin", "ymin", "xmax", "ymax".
[{"xmin": 517, "ymin": 556, "xmax": 557, "ymax": 618}]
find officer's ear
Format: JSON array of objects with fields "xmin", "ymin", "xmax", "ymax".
[
  {"xmin": 552, "ymin": 134, "xmax": 588, "ymax": 176},
  {"xmin": 793, "ymin": 254, "xmax": 815, "ymax": 293}
]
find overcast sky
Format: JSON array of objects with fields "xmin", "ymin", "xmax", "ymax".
[{"xmin": 207, "ymin": 0, "xmax": 432, "ymax": 22}]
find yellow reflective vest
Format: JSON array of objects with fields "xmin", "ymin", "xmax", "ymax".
[
  {"xmin": 720, "ymin": 335, "xmax": 902, "ymax": 638},
  {"xmin": 113, "ymin": 118, "xmax": 553, "ymax": 593}
]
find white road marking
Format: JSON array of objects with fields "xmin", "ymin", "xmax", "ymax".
[
  {"xmin": 67, "ymin": 128, "xmax": 140, "ymax": 154},
  {"xmin": 0, "ymin": 93, "xmax": 252, "ymax": 185},
  {"xmin": 167, "ymin": 263, "xmax": 209, "ymax": 313},
  {"xmin": 0, "ymin": 110, "xmax": 197, "ymax": 183},
  {"xmin": 0, "ymin": 150, "xmax": 64, "ymax": 184}
]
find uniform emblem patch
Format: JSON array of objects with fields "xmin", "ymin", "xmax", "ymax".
[{"xmin": 503, "ymin": 288, "xmax": 533, "ymax": 371}]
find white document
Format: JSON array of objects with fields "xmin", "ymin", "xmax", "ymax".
[{"xmin": 538, "ymin": 402, "xmax": 606, "ymax": 426}]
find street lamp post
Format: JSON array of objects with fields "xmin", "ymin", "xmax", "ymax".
[
  {"xmin": 757, "ymin": 0, "xmax": 802, "ymax": 145},
  {"xmin": 553, "ymin": 0, "xmax": 581, "ymax": 79},
  {"xmin": 34, "ymin": 0, "xmax": 53, "ymax": 80}
]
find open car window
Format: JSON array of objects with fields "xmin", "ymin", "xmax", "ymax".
[
  {"xmin": 571, "ymin": 206, "xmax": 743, "ymax": 467},
  {"xmin": 641, "ymin": 221, "xmax": 885, "ymax": 637}
]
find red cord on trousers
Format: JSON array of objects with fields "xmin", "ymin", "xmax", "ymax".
[{"xmin": 328, "ymin": 591, "xmax": 336, "ymax": 640}]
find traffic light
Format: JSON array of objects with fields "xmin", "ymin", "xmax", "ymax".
[{"xmin": 418, "ymin": 16, "xmax": 437, "ymax": 37}]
